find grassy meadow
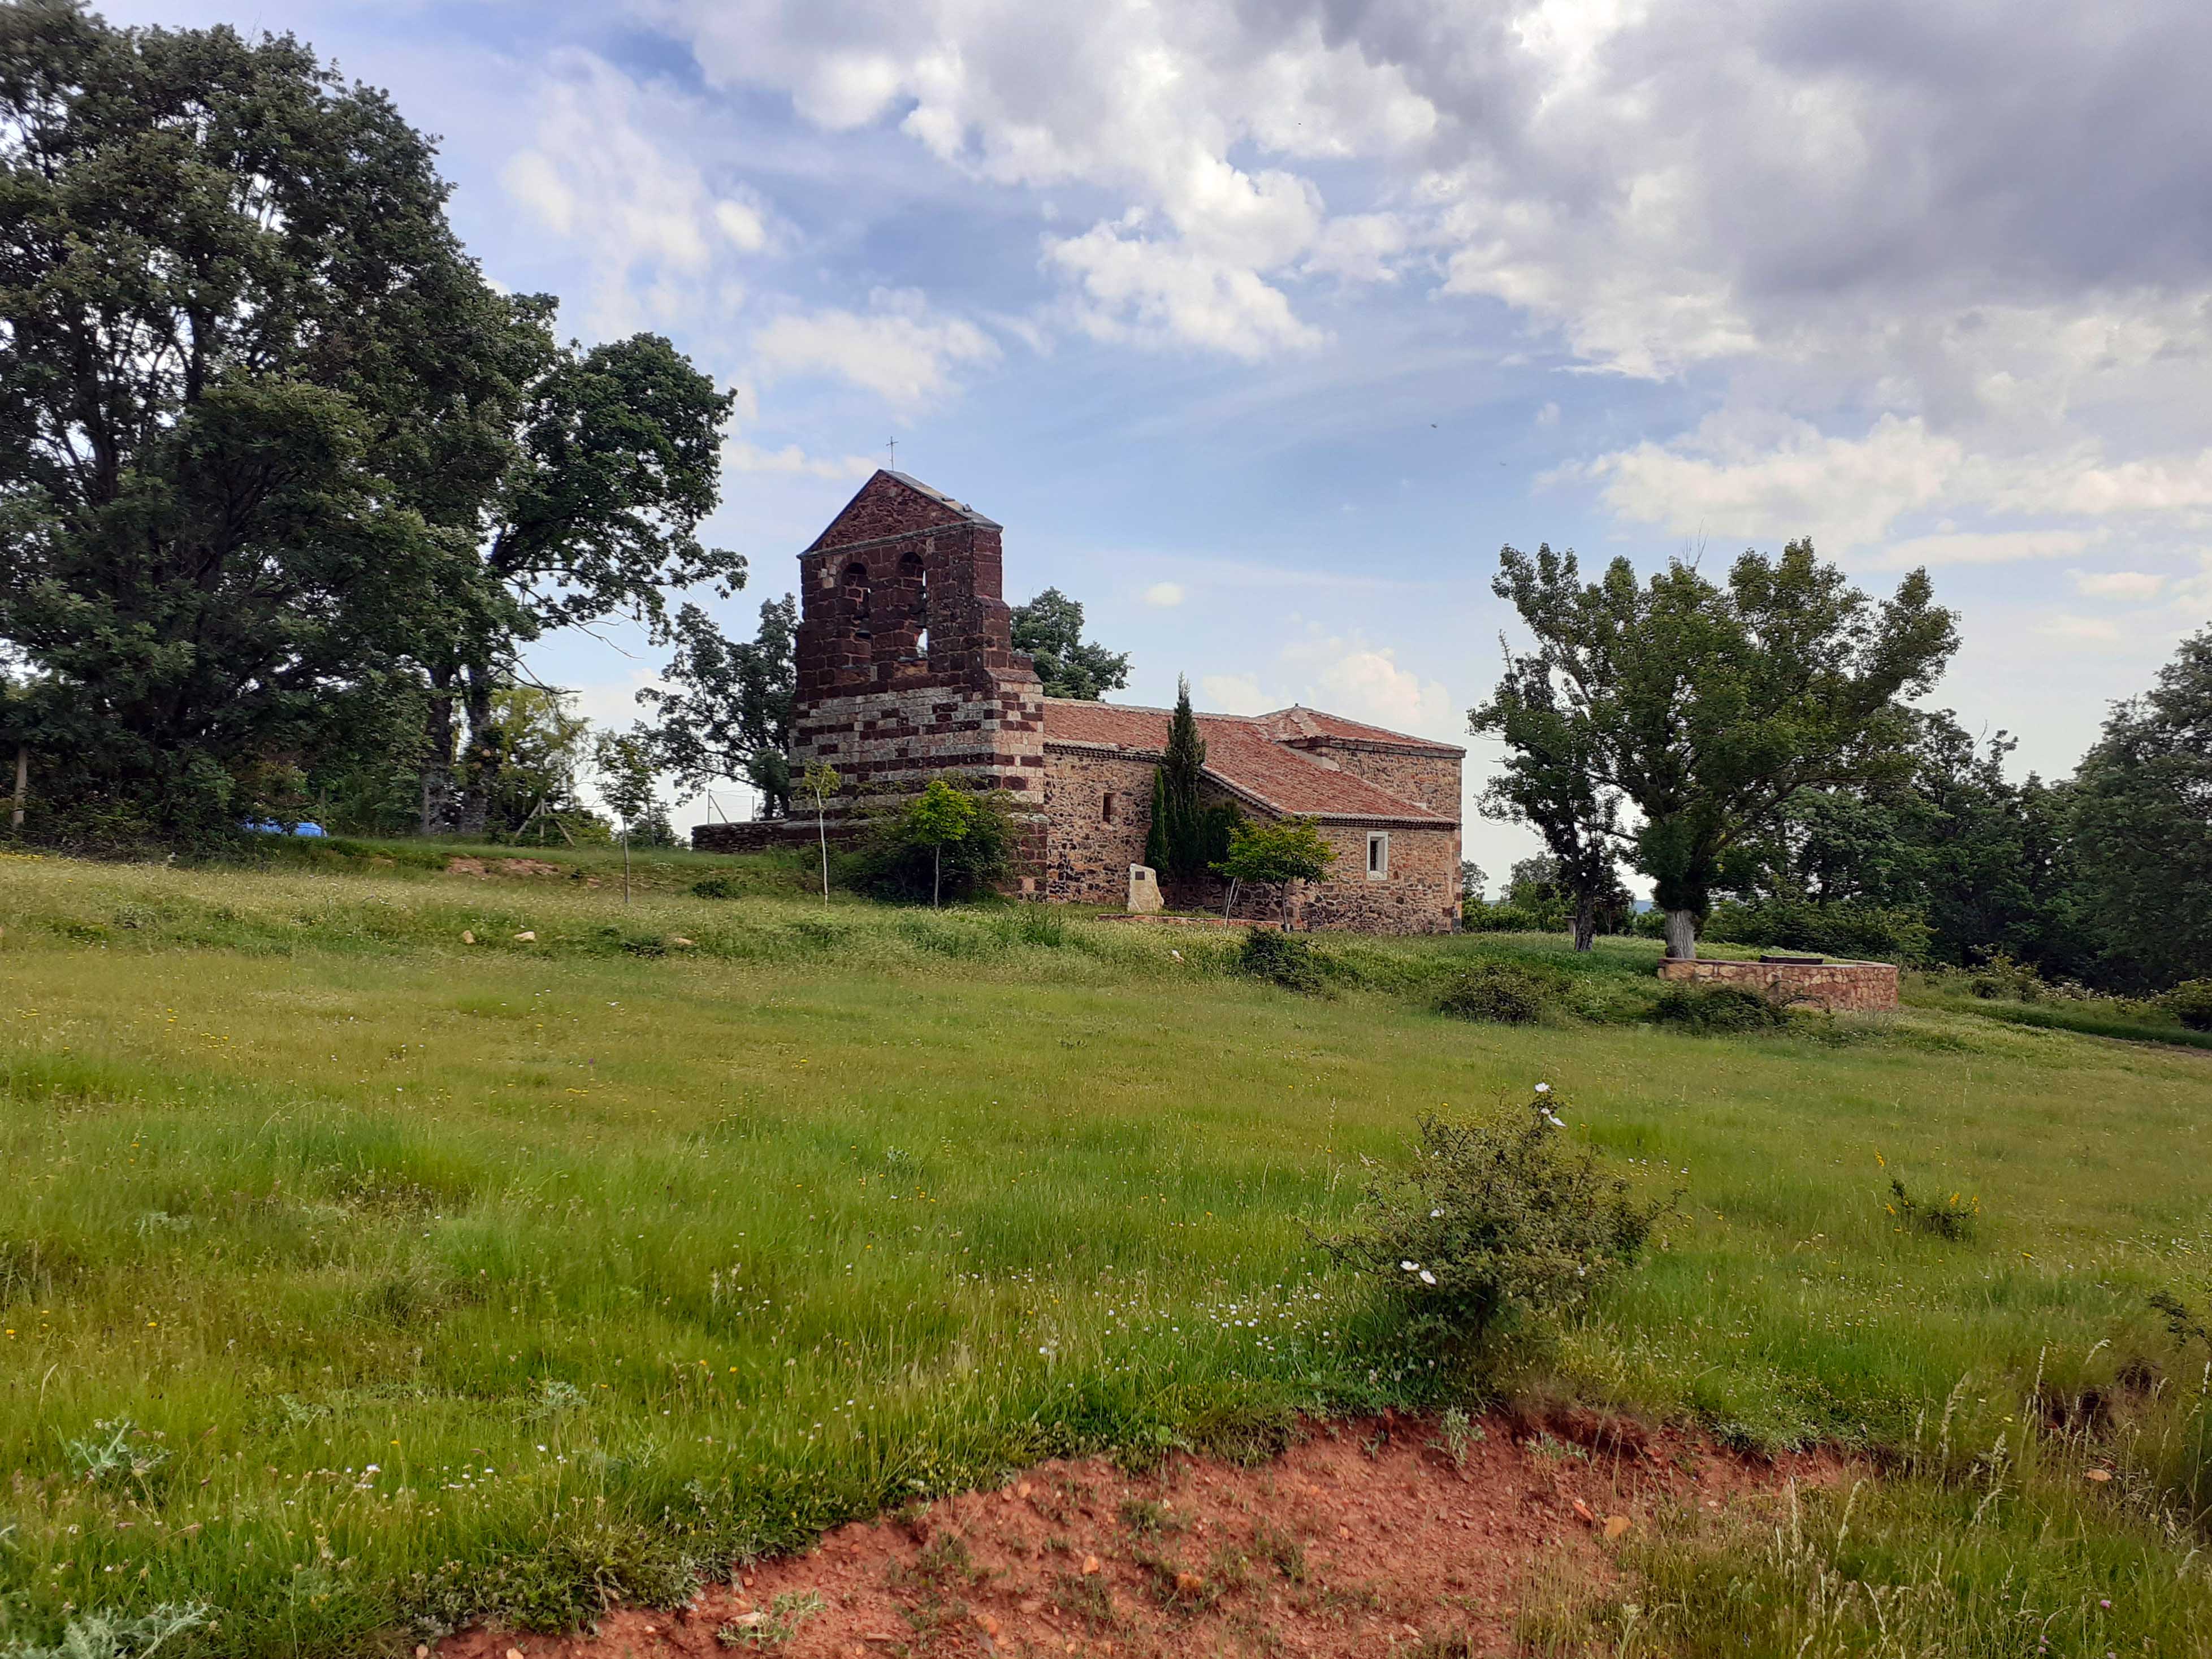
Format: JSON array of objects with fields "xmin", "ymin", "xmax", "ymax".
[{"xmin": 1, "ymin": 843, "xmax": 2210, "ymax": 1654}]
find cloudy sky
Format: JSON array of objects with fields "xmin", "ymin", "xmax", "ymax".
[{"xmin": 119, "ymin": 0, "xmax": 2212, "ymax": 882}]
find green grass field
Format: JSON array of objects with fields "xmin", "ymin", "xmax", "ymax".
[{"xmin": 2, "ymin": 845, "xmax": 2210, "ymax": 1656}]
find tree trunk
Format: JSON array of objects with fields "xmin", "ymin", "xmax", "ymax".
[
  {"xmin": 1573, "ymin": 893, "xmax": 1598, "ymax": 953},
  {"xmin": 418, "ymin": 665, "xmax": 458, "ymax": 835},
  {"xmin": 622, "ymin": 830, "xmax": 631, "ymax": 906},
  {"xmin": 454, "ymin": 664, "xmax": 496, "ymax": 839},
  {"xmin": 1664, "ymin": 908, "xmax": 1699, "ymax": 960},
  {"xmin": 932, "ymin": 842, "xmax": 942, "ymax": 909},
  {"xmin": 816, "ymin": 798, "xmax": 830, "ymax": 905},
  {"xmin": 10, "ymin": 744, "xmax": 25, "ymax": 831},
  {"xmin": 1222, "ymin": 876, "xmax": 1239, "ymax": 920}
]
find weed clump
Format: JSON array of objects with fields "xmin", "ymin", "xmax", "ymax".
[
  {"xmin": 691, "ymin": 875, "xmax": 741, "ymax": 899},
  {"xmin": 1884, "ymin": 1178, "xmax": 1980, "ymax": 1241},
  {"xmin": 1237, "ymin": 928, "xmax": 1325, "ymax": 994},
  {"xmin": 1326, "ymin": 1101, "xmax": 1671, "ymax": 1346},
  {"xmin": 1647, "ymin": 982, "xmax": 1789, "ymax": 1034},
  {"xmin": 1435, "ymin": 961, "xmax": 1564, "ymax": 1024},
  {"xmin": 2162, "ymin": 978, "xmax": 2212, "ymax": 1031}
]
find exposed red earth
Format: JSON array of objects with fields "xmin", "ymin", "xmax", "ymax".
[{"xmin": 436, "ymin": 1411, "xmax": 1847, "ymax": 1659}]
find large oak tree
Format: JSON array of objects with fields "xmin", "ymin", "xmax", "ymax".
[
  {"xmin": 0, "ymin": 3, "xmax": 738, "ymax": 842},
  {"xmin": 1478, "ymin": 540, "xmax": 1957, "ymax": 958}
]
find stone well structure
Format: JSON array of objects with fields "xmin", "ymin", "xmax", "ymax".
[{"xmin": 1657, "ymin": 955, "xmax": 1899, "ymax": 1013}]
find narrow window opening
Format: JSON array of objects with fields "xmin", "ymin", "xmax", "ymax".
[
  {"xmin": 1366, "ymin": 831, "xmax": 1389, "ymax": 879},
  {"xmin": 842, "ymin": 561, "xmax": 871, "ymax": 631},
  {"xmin": 1102, "ymin": 791, "xmax": 1118, "ymax": 824}
]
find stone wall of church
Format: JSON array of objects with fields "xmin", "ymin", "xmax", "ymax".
[
  {"xmin": 793, "ymin": 680, "xmax": 1048, "ymax": 813},
  {"xmin": 1042, "ymin": 747, "xmax": 1158, "ymax": 903},
  {"xmin": 1298, "ymin": 822, "xmax": 1461, "ymax": 933},
  {"xmin": 1295, "ymin": 743, "xmax": 1462, "ymax": 818}
]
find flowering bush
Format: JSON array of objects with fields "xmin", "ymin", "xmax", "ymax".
[{"xmin": 1326, "ymin": 1093, "xmax": 1670, "ymax": 1345}]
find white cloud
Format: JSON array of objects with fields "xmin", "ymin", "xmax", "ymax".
[
  {"xmin": 754, "ymin": 291, "xmax": 999, "ymax": 408},
  {"xmin": 2071, "ymin": 569, "xmax": 2167, "ymax": 600},
  {"xmin": 1199, "ymin": 673, "xmax": 1269, "ymax": 715},
  {"xmin": 724, "ymin": 439, "xmax": 878, "ymax": 480},
  {"xmin": 1585, "ymin": 414, "xmax": 1959, "ymax": 552},
  {"xmin": 500, "ymin": 51, "xmax": 774, "ymax": 334},
  {"xmin": 1142, "ymin": 582, "xmax": 1186, "ymax": 608},
  {"xmin": 1874, "ymin": 530, "xmax": 2098, "ymax": 569},
  {"xmin": 1279, "ymin": 631, "xmax": 1456, "ymax": 737},
  {"xmin": 1046, "ymin": 227, "xmax": 1322, "ymax": 360}
]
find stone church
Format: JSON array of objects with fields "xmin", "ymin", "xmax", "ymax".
[{"xmin": 694, "ymin": 470, "xmax": 1464, "ymax": 933}]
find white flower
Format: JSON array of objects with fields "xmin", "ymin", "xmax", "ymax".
[
  {"xmin": 1430, "ymin": 1208, "xmax": 1444, "ymax": 1219},
  {"xmin": 1534, "ymin": 1082, "xmax": 1551, "ymax": 1094},
  {"xmin": 1545, "ymin": 1110, "xmax": 1568, "ymax": 1129},
  {"xmin": 1401, "ymin": 1260, "xmax": 1419, "ymax": 1273},
  {"xmin": 1419, "ymin": 1269, "xmax": 1437, "ymax": 1285}
]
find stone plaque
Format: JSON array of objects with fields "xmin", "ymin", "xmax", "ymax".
[{"xmin": 1127, "ymin": 864, "xmax": 1163, "ymax": 914}]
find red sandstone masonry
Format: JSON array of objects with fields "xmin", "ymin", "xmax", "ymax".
[
  {"xmin": 707, "ymin": 471, "xmax": 1464, "ymax": 934},
  {"xmin": 1657, "ymin": 956, "xmax": 1899, "ymax": 1013}
]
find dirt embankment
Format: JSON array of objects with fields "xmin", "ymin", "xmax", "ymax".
[{"xmin": 438, "ymin": 1410, "xmax": 1845, "ymax": 1659}]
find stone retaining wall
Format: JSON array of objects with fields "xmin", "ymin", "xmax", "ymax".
[{"xmin": 1657, "ymin": 956, "xmax": 1898, "ymax": 1012}]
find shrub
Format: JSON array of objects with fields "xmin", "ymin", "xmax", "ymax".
[
  {"xmin": 1703, "ymin": 898, "xmax": 1932, "ymax": 963},
  {"xmin": 1460, "ymin": 903, "xmax": 1553, "ymax": 934},
  {"xmin": 1435, "ymin": 961, "xmax": 1564, "ymax": 1024},
  {"xmin": 1647, "ymin": 983, "xmax": 1789, "ymax": 1034},
  {"xmin": 691, "ymin": 874, "xmax": 739, "ymax": 899},
  {"xmin": 1325, "ymin": 1103, "xmax": 1670, "ymax": 1346},
  {"xmin": 1236, "ymin": 928, "xmax": 1325, "ymax": 994},
  {"xmin": 1965, "ymin": 949, "xmax": 2047, "ymax": 1002},
  {"xmin": 1885, "ymin": 1178, "xmax": 1980, "ymax": 1242},
  {"xmin": 2162, "ymin": 979, "xmax": 2212, "ymax": 1031},
  {"xmin": 849, "ymin": 783, "xmax": 1018, "ymax": 904}
]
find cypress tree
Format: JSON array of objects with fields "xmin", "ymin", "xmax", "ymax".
[
  {"xmin": 1159, "ymin": 677, "xmax": 1207, "ymax": 876},
  {"xmin": 1144, "ymin": 764, "xmax": 1172, "ymax": 873}
]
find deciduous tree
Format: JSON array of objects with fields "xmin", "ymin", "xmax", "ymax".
[
  {"xmin": 2064, "ymin": 627, "xmax": 2212, "ymax": 990},
  {"xmin": 637, "ymin": 595, "xmax": 797, "ymax": 818},
  {"xmin": 1011, "ymin": 588, "xmax": 1129, "ymax": 700},
  {"xmin": 1216, "ymin": 815, "xmax": 1335, "ymax": 927},
  {"xmin": 1483, "ymin": 540, "xmax": 1956, "ymax": 959},
  {"xmin": 0, "ymin": 4, "xmax": 519, "ymax": 839}
]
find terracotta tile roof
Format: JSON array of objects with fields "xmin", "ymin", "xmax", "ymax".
[
  {"xmin": 1041, "ymin": 699, "xmax": 1456, "ymax": 825},
  {"xmin": 1253, "ymin": 707, "xmax": 1465, "ymax": 754}
]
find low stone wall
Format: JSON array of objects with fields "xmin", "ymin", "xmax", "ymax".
[
  {"xmin": 691, "ymin": 820, "xmax": 818, "ymax": 855},
  {"xmin": 1657, "ymin": 955, "xmax": 1899, "ymax": 1013},
  {"xmin": 1093, "ymin": 912, "xmax": 1279, "ymax": 930}
]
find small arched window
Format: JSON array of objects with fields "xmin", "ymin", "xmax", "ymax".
[{"xmin": 842, "ymin": 561, "xmax": 871, "ymax": 629}]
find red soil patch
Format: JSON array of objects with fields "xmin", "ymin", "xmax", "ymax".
[{"xmin": 436, "ymin": 1411, "xmax": 1843, "ymax": 1659}]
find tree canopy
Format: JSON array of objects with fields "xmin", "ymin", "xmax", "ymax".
[
  {"xmin": 1482, "ymin": 539, "xmax": 1957, "ymax": 958},
  {"xmin": 0, "ymin": 4, "xmax": 737, "ymax": 844},
  {"xmin": 2064, "ymin": 628, "xmax": 2212, "ymax": 990},
  {"xmin": 637, "ymin": 595, "xmax": 797, "ymax": 817},
  {"xmin": 1011, "ymin": 588, "xmax": 1129, "ymax": 700}
]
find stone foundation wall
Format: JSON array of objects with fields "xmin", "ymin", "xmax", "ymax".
[{"xmin": 1657, "ymin": 956, "xmax": 1899, "ymax": 1012}]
